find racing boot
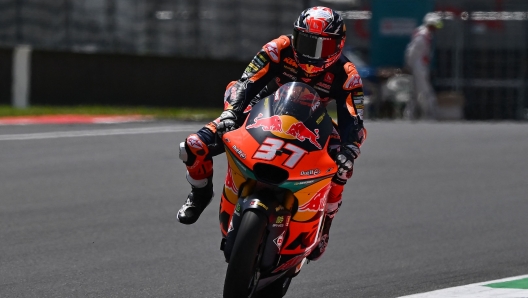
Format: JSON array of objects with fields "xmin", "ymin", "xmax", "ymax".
[{"xmin": 177, "ymin": 175, "xmax": 214, "ymax": 225}]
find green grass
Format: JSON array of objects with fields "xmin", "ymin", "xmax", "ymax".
[
  {"xmin": 0, "ymin": 105, "xmax": 223, "ymax": 121},
  {"xmin": 0, "ymin": 105, "xmax": 338, "ymax": 121}
]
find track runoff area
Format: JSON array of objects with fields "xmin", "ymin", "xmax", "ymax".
[{"xmin": 399, "ymin": 275, "xmax": 528, "ymax": 297}]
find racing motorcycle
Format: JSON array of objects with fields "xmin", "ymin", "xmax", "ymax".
[{"xmin": 217, "ymin": 82, "xmax": 338, "ymax": 298}]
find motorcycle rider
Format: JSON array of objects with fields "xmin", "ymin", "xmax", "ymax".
[{"xmin": 177, "ymin": 6, "xmax": 366, "ymax": 261}]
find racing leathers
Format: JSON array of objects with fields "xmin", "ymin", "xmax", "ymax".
[{"xmin": 178, "ymin": 35, "xmax": 367, "ymax": 260}]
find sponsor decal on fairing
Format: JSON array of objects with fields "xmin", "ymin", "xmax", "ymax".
[
  {"xmin": 224, "ymin": 167, "xmax": 239, "ymax": 195},
  {"xmin": 300, "ymin": 169, "xmax": 320, "ymax": 176},
  {"xmin": 245, "ymin": 113, "xmax": 322, "ymax": 149},
  {"xmin": 298, "ymin": 183, "xmax": 331, "ymax": 212},
  {"xmin": 273, "ymin": 231, "xmax": 285, "ymax": 250},
  {"xmin": 231, "ymin": 145, "xmax": 246, "ymax": 159},
  {"xmin": 294, "ymin": 180, "xmax": 315, "ymax": 185}
]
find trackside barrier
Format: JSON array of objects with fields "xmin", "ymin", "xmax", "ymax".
[
  {"xmin": 3, "ymin": 49, "xmax": 248, "ymax": 108},
  {"xmin": 12, "ymin": 45, "xmax": 32, "ymax": 109}
]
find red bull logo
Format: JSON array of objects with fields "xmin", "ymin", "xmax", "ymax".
[
  {"xmin": 246, "ymin": 113, "xmax": 283, "ymax": 131},
  {"xmin": 224, "ymin": 167, "xmax": 238, "ymax": 194},
  {"xmin": 246, "ymin": 113, "xmax": 322, "ymax": 149},
  {"xmin": 298, "ymin": 184, "xmax": 331, "ymax": 212},
  {"xmin": 285, "ymin": 123, "xmax": 321, "ymax": 149}
]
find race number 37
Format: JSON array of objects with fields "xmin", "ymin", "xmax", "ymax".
[{"xmin": 254, "ymin": 138, "xmax": 307, "ymax": 168}]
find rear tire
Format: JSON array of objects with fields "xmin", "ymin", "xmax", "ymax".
[{"xmin": 223, "ymin": 210, "xmax": 267, "ymax": 298}]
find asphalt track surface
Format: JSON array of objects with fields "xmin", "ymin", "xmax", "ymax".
[{"xmin": 1, "ymin": 120, "xmax": 527, "ymax": 298}]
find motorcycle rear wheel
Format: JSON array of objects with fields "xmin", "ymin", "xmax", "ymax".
[{"xmin": 223, "ymin": 210, "xmax": 267, "ymax": 298}]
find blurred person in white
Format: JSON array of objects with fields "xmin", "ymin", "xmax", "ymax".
[{"xmin": 404, "ymin": 13, "xmax": 443, "ymax": 120}]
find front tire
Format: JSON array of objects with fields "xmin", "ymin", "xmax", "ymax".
[
  {"xmin": 223, "ymin": 210, "xmax": 267, "ymax": 298},
  {"xmin": 254, "ymin": 275, "xmax": 292, "ymax": 298}
]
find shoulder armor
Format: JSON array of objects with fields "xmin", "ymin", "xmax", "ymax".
[
  {"xmin": 263, "ymin": 35, "xmax": 291, "ymax": 63},
  {"xmin": 342, "ymin": 62, "xmax": 362, "ymax": 91}
]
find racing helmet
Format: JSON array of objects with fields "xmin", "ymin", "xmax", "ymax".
[{"xmin": 292, "ymin": 7, "xmax": 346, "ymax": 76}]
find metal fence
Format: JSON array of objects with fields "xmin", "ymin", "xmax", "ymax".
[
  {"xmin": 434, "ymin": 0, "xmax": 528, "ymax": 120},
  {"xmin": 0, "ymin": 0, "xmax": 311, "ymax": 60}
]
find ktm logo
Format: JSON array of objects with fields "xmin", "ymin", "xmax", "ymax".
[{"xmin": 283, "ymin": 57, "xmax": 298, "ymax": 67}]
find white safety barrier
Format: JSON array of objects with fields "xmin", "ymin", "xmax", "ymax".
[{"xmin": 12, "ymin": 45, "xmax": 32, "ymax": 108}]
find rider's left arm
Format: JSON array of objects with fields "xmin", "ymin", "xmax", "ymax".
[{"xmin": 335, "ymin": 63, "xmax": 367, "ymax": 152}]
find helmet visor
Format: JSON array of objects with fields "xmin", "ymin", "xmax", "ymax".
[{"xmin": 293, "ymin": 30, "xmax": 341, "ymax": 60}]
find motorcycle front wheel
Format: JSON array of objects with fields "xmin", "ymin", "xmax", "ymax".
[{"xmin": 223, "ymin": 210, "xmax": 267, "ymax": 298}]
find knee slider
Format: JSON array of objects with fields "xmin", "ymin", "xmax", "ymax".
[{"xmin": 179, "ymin": 142, "xmax": 188, "ymax": 162}]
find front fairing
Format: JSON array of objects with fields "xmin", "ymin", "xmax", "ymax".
[
  {"xmin": 223, "ymin": 85, "xmax": 337, "ymax": 187},
  {"xmin": 223, "ymin": 83, "xmax": 338, "ymax": 227}
]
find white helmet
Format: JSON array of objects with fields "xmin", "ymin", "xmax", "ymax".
[{"xmin": 423, "ymin": 13, "xmax": 443, "ymax": 29}]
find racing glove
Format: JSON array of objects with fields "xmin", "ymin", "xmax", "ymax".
[
  {"xmin": 335, "ymin": 144, "xmax": 360, "ymax": 176},
  {"xmin": 216, "ymin": 110, "xmax": 240, "ymax": 137}
]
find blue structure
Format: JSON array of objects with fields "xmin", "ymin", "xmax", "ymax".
[{"xmin": 369, "ymin": 0, "xmax": 435, "ymax": 68}]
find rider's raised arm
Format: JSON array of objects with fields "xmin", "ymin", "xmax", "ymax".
[{"xmin": 225, "ymin": 36, "xmax": 290, "ymax": 117}]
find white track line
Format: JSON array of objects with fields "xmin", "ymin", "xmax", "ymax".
[
  {"xmin": 399, "ymin": 274, "xmax": 528, "ymax": 297},
  {"xmin": 0, "ymin": 125, "xmax": 201, "ymax": 141}
]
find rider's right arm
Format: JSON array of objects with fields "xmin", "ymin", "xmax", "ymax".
[{"xmin": 225, "ymin": 36, "xmax": 289, "ymax": 118}]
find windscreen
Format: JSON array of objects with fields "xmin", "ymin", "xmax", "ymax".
[{"xmin": 272, "ymin": 82, "xmax": 321, "ymax": 122}]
